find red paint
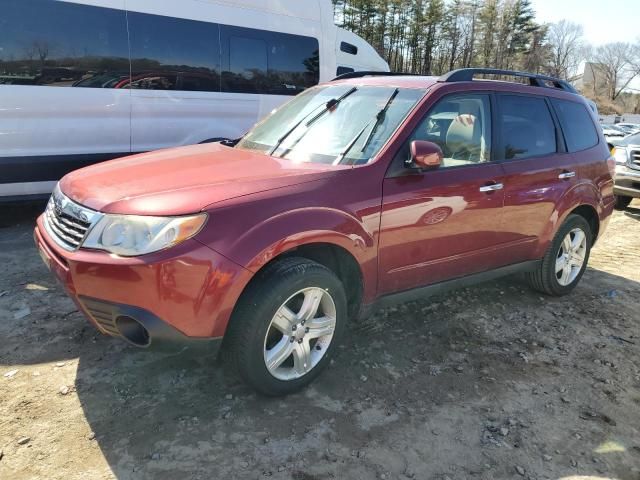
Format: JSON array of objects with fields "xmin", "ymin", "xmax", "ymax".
[{"xmin": 36, "ymin": 75, "xmax": 615, "ymax": 342}]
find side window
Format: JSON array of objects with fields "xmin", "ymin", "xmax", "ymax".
[
  {"xmin": 266, "ymin": 33, "xmax": 319, "ymax": 95},
  {"xmin": 497, "ymin": 95, "xmax": 557, "ymax": 160},
  {"xmin": 0, "ymin": 0, "xmax": 129, "ymax": 88},
  {"xmin": 401, "ymin": 94, "xmax": 492, "ymax": 169},
  {"xmin": 551, "ymin": 98, "xmax": 599, "ymax": 152},
  {"xmin": 221, "ymin": 25, "xmax": 319, "ymax": 95},
  {"xmin": 128, "ymin": 12, "xmax": 220, "ymax": 92},
  {"xmin": 227, "ymin": 36, "xmax": 268, "ymax": 94},
  {"xmin": 340, "ymin": 42, "xmax": 358, "ymax": 55}
]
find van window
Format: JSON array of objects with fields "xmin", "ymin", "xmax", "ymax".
[
  {"xmin": 127, "ymin": 12, "xmax": 220, "ymax": 92},
  {"xmin": 0, "ymin": 0, "xmax": 129, "ymax": 87},
  {"xmin": 497, "ymin": 95, "xmax": 557, "ymax": 160},
  {"xmin": 221, "ymin": 25, "xmax": 319, "ymax": 95},
  {"xmin": 340, "ymin": 42, "xmax": 358, "ymax": 55},
  {"xmin": 228, "ymin": 36, "xmax": 269, "ymax": 94},
  {"xmin": 551, "ymin": 99, "xmax": 599, "ymax": 152}
]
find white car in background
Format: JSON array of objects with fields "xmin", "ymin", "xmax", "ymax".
[
  {"xmin": 615, "ymin": 123, "xmax": 640, "ymax": 135},
  {"xmin": 601, "ymin": 124, "xmax": 627, "ymax": 147}
]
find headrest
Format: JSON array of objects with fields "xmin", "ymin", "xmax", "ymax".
[{"xmin": 446, "ymin": 114, "xmax": 478, "ymax": 147}]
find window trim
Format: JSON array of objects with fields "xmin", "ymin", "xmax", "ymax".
[{"xmin": 494, "ymin": 92, "xmax": 562, "ymax": 163}]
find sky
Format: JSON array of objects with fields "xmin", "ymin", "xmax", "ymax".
[
  {"xmin": 532, "ymin": 0, "xmax": 640, "ymax": 46},
  {"xmin": 531, "ymin": 0, "xmax": 640, "ymax": 90}
]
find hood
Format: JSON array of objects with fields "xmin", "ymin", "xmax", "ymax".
[{"xmin": 60, "ymin": 143, "xmax": 342, "ymax": 215}]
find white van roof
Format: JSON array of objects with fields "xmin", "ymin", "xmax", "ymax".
[{"xmin": 202, "ymin": 0, "xmax": 324, "ymax": 21}]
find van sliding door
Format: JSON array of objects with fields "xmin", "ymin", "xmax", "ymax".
[{"xmin": 126, "ymin": 6, "xmax": 226, "ymax": 151}]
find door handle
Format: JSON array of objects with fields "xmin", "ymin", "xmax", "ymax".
[
  {"xmin": 479, "ymin": 183, "xmax": 504, "ymax": 192},
  {"xmin": 558, "ymin": 171, "xmax": 576, "ymax": 180}
]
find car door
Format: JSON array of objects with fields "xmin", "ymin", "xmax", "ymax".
[
  {"xmin": 378, "ymin": 92, "xmax": 506, "ymax": 296},
  {"xmin": 493, "ymin": 93, "xmax": 580, "ymax": 265}
]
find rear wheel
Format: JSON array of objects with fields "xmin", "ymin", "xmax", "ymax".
[
  {"xmin": 614, "ymin": 195, "xmax": 632, "ymax": 211},
  {"xmin": 526, "ymin": 214, "xmax": 592, "ymax": 296},
  {"xmin": 226, "ymin": 257, "xmax": 347, "ymax": 396}
]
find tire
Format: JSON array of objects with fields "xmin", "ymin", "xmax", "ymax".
[
  {"xmin": 614, "ymin": 195, "xmax": 632, "ymax": 211},
  {"xmin": 225, "ymin": 257, "xmax": 347, "ymax": 396},
  {"xmin": 526, "ymin": 214, "xmax": 592, "ymax": 296}
]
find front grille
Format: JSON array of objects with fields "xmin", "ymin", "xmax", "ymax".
[
  {"xmin": 80, "ymin": 297, "xmax": 120, "ymax": 337},
  {"xmin": 631, "ymin": 150, "xmax": 640, "ymax": 170},
  {"xmin": 45, "ymin": 201, "xmax": 90, "ymax": 249},
  {"xmin": 43, "ymin": 186, "xmax": 101, "ymax": 251}
]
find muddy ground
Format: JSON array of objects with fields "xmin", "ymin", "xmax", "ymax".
[{"xmin": 0, "ymin": 201, "xmax": 639, "ymax": 480}]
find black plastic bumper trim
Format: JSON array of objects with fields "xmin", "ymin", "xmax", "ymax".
[{"xmin": 78, "ymin": 296, "xmax": 223, "ymax": 354}]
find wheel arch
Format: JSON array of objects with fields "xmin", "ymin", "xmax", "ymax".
[
  {"xmin": 240, "ymin": 241, "xmax": 366, "ymax": 320},
  {"xmin": 536, "ymin": 182, "xmax": 604, "ymax": 256},
  {"xmin": 569, "ymin": 204, "xmax": 600, "ymax": 243}
]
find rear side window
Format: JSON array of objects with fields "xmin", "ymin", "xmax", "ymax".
[
  {"xmin": 0, "ymin": 0, "xmax": 129, "ymax": 87},
  {"xmin": 128, "ymin": 12, "xmax": 220, "ymax": 92},
  {"xmin": 497, "ymin": 95, "xmax": 557, "ymax": 160},
  {"xmin": 551, "ymin": 99, "xmax": 599, "ymax": 152}
]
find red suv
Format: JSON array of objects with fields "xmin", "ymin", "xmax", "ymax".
[{"xmin": 35, "ymin": 69, "xmax": 615, "ymax": 395}]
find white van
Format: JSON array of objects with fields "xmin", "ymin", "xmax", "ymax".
[{"xmin": 0, "ymin": 0, "xmax": 389, "ymax": 199}]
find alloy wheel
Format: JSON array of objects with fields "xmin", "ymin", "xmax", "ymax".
[
  {"xmin": 555, "ymin": 228, "xmax": 587, "ymax": 286},
  {"xmin": 263, "ymin": 287, "xmax": 336, "ymax": 381}
]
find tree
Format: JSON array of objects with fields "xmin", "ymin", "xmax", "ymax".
[
  {"xmin": 546, "ymin": 20, "xmax": 585, "ymax": 79},
  {"xmin": 593, "ymin": 42, "xmax": 640, "ymax": 100}
]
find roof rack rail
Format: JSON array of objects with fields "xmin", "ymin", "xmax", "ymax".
[
  {"xmin": 332, "ymin": 70, "xmax": 418, "ymax": 81},
  {"xmin": 438, "ymin": 68, "xmax": 577, "ymax": 94}
]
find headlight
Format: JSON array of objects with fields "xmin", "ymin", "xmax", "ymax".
[
  {"xmin": 612, "ymin": 147, "xmax": 628, "ymax": 165},
  {"xmin": 82, "ymin": 213, "xmax": 207, "ymax": 257}
]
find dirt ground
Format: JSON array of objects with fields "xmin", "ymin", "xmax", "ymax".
[{"xmin": 0, "ymin": 201, "xmax": 639, "ymax": 480}]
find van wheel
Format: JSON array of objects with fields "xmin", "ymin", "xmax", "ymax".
[
  {"xmin": 226, "ymin": 257, "xmax": 347, "ymax": 396},
  {"xmin": 526, "ymin": 214, "xmax": 592, "ymax": 296},
  {"xmin": 614, "ymin": 195, "xmax": 632, "ymax": 210}
]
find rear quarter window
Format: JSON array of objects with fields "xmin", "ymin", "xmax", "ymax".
[{"xmin": 551, "ymin": 98, "xmax": 599, "ymax": 152}]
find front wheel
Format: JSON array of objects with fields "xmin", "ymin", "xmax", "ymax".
[
  {"xmin": 226, "ymin": 257, "xmax": 347, "ymax": 396},
  {"xmin": 526, "ymin": 214, "xmax": 592, "ymax": 296}
]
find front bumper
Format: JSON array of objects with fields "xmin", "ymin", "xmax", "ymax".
[
  {"xmin": 614, "ymin": 165, "xmax": 640, "ymax": 198},
  {"xmin": 34, "ymin": 215, "xmax": 253, "ymax": 350}
]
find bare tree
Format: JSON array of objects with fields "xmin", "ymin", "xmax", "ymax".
[
  {"xmin": 592, "ymin": 42, "xmax": 640, "ymax": 100},
  {"xmin": 546, "ymin": 20, "xmax": 584, "ymax": 79}
]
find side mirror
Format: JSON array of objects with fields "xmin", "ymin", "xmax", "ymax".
[{"xmin": 409, "ymin": 140, "xmax": 443, "ymax": 169}]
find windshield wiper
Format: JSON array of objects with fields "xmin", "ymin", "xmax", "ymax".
[
  {"xmin": 333, "ymin": 121, "xmax": 373, "ymax": 165},
  {"xmin": 359, "ymin": 88, "xmax": 399, "ymax": 154},
  {"xmin": 336, "ymin": 88, "xmax": 400, "ymax": 165},
  {"xmin": 269, "ymin": 86, "xmax": 358, "ymax": 156}
]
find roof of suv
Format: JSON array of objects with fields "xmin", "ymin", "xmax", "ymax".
[{"xmin": 331, "ymin": 69, "xmax": 585, "ymax": 103}]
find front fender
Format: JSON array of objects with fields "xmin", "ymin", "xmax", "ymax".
[{"xmin": 226, "ymin": 207, "xmax": 378, "ymax": 302}]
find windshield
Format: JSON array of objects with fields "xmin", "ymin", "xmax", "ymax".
[{"xmin": 236, "ymin": 85, "xmax": 425, "ymax": 165}]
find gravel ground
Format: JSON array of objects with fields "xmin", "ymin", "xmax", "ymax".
[{"xmin": 1, "ymin": 201, "xmax": 639, "ymax": 480}]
